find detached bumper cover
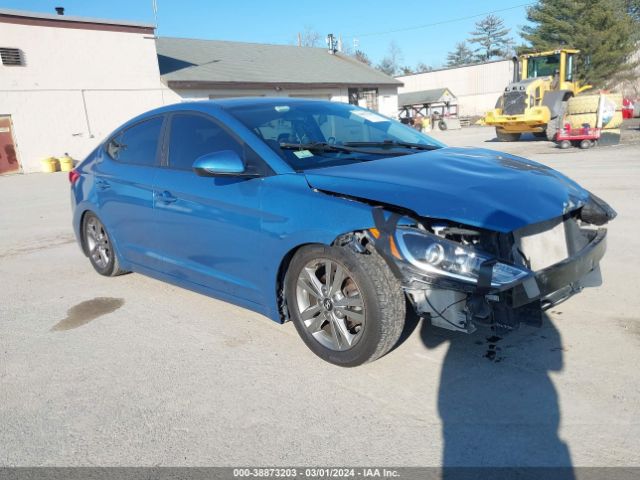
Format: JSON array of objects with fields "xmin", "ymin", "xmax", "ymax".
[{"xmin": 510, "ymin": 228, "xmax": 607, "ymax": 308}]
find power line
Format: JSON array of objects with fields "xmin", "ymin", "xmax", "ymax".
[{"xmin": 343, "ymin": 3, "xmax": 533, "ymax": 39}]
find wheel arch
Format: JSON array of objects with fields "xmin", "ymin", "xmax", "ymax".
[
  {"xmin": 273, "ymin": 229, "xmax": 376, "ymax": 324},
  {"xmin": 76, "ymin": 208, "xmax": 93, "ymax": 256},
  {"xmin": 275, "ymin": 242, "xmax": 317, "ymax": 323},
  {"xmin": 76, "ymin": 208, "xmax": 128, "ymax": 269}
]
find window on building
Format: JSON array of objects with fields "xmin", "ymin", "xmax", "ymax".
[
  {"xmin": 0, "ymin": 48, "xmax": 24, "ymax": 66},
  {"xmin": 167, "ymin": 114, "xmax": 244, "ymax": 171},
  {"xmin": 348, "ymin": 88, "xmax": 379, "ymax": 111},
  {"xmin": 106, "ymin": 116, "xmax": 164, "ymax": 166}
]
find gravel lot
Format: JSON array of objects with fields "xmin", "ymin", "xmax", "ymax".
[{"xmin": 1, "ymin": 124, "xmax": 639, "ymax": 468}]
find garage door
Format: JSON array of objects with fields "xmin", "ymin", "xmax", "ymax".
[{"xmin": 0, "ymin": 116, "xmax": 20, "ymax": 174}]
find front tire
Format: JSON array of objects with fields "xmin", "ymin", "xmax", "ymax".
[
  {"xmin": 82, "ymin": 212, "xmax": 127, "ymax": 277},
  {"xmin": 285, "ymin": 245, "xmax": 405, "ymax": 367},
  {"xmin": 495, "ymin": 128, "xmax": 521, "ymax": 142}
]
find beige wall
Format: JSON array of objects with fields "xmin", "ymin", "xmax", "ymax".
[
  {"xmin": 397, "ymin": 60, "xmax": 514, "ymax": 117},
  {"xmin": 0, "ymin": 22, "xmax": 173, "ymax": 172}
]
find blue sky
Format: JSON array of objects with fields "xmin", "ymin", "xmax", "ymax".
[{"xmin": 2, "ymin": 0, "xmax": 532, "ymax": 68}]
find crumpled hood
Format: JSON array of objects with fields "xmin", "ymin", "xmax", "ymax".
[{"xmin": 304, "ymin": 147, "xmax": 591, "ymax": 233}]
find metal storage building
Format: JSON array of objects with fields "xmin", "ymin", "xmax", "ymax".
[{"xmin": 396, "ymin": 60, "xmax": 514, "ymax": 117}]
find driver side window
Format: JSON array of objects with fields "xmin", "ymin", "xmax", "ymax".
[{"xmin": 167, "ymin": 114, "xmax": 244, "ymax": 171}]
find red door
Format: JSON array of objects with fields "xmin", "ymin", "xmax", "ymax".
[{"xmin": 0, "ymin": 116, "xmax": 20, "ymax": 174}]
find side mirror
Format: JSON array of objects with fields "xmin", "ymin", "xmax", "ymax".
[{"xmin": 192, "ymin": 150, "xmax": 257, "ymax": 177}]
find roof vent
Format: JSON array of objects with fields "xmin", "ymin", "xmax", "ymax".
[
  {"xmin": 55, "ymin": 7, "xmax": 65, "ymax": 15},
  {"xmin": 326, "ymin": 33, "xmax": 338, "ymax": 55},
  {"xmin": 0, "ymin": 48, "xmax": 24, "ymax": 66}
]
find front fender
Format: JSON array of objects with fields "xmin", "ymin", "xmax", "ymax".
[{"xmin": 259, "ymin": 174, "xmax": 381, "ymax": 321}]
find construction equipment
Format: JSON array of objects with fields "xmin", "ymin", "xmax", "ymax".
[{"xmin": 484, "ymin": 49, "xmax": 592, "ymax": 141}]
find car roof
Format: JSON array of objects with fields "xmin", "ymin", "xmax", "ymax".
[
  {"xmin": 114, "ymin": 97, "xmax": 344, "ymax": 133},
  {"xmin": 148, "ymin": 97, "xmax": 334, "ymax": 115},
  {"xmin": 121, "ymin": 97, "xmax": 333, "ymax": 124},
  {"xmin": 212, "ymin": 97, "xmax": 332, "ymax": 109}
]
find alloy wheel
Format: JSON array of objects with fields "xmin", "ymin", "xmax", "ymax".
[
  {"xmin": 85, "ymin": 216, "xmax": 112, "ymax": 270},
  {"xmin": 295, "ymin": 259, "xmax": 366, "ymax": 351}
]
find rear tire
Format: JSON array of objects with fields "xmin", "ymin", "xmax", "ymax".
[
  {"xmin": 82, "ymin": 212, "xmax": 128, "ymax": 277},
  {"xmin": 546, "ymin": 100, "xmax": 568, "ymax": 141},
  {"xmin": 558, "ymin": 140, "xmax": 572, "ymax": 149},
  {"xmin": 285, "ymin": 244, "xmax": 405, "ymax": 367},
  {"xmin": 495, "ymin": 128, "xmax": 521, "ymax": 142}
]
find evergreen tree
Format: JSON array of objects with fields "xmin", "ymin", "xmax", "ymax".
[
  {"xmin": 522, "ymin": 0, "xmax": 637, "ymax": 87},
  {"xmin": 446, "ymin": 42, "xmax": 475, "ymax": 66},
  {"xmin": 521, "ymin": 0, "xmax": 579, "ymax": 50},
  {"xmin": 469, "ymin": 15, "xmax": 513, "ymax": 61},
  {"xmin": 577, "ymin": 0, "xmax": 637, "ymax": 86}
]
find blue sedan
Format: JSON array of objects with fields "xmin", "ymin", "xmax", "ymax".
[{"xmin": 70, "ymin": 98, "xmax": 615, "ymax": 366}]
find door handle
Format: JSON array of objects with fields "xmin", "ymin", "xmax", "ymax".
[
  {"xmin": 96, "ymin": 179, "xmax": 110, "ymax": 190},
  {"xmin": 155, "ymin": 190, "xmax": 177, "ymax": 204}
]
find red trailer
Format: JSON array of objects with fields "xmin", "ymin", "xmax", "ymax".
[{"xmin": 556, "ymin": 123, "xmax": 602, "ymax": 149}]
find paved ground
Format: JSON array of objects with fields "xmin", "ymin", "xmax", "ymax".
[{"xmin": 1, "ymin": 124, "xmax": 639, "ymax": 468}]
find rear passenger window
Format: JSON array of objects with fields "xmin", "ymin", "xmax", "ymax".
[
  {"xmin": 168, "ymin": 114, "xmax": 244, "ymax": 170},
  {"xmin": 106, "ymin": 116, "xmax": 163, "ymax": 166}
]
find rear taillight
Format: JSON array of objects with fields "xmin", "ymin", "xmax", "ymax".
[{"xmin": 68, "ymin": 169, "xmax": 80, "ymax": 184}]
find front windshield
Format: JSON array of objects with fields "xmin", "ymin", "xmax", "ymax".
[
  {"xmin": 527, "ymin": 54, "xmax": 560, "ymax": 78},
  {"xmin": 224, "ymin": 100, "xmax": 444, "ymax": 171}
]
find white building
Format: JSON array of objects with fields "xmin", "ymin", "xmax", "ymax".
[
  {"xmin": 156, "ymin": 37, "xmax": 401, "ymax": 118},
  {"xmin": 396, "ymin": 60, "xmax": 515, "ymax": 117},
  {"xmin": 0, "ymin": 8, "xmax": 172, "ymax": 173},
  {"xmin": 0, "ymin": 8, "xmax": 401, "ymax": 174}
]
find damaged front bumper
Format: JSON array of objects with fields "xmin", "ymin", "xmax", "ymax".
[
  {"xmin": 364, "ymin": 192, "xmax": 615, "ymax": 334},
  {"xmin": 380, "ymin": 221, "xmax": 608, "ymax": 334},
  {"xmin": 510, "ymin": 227, "xmax": 606, "ymax": 308}
]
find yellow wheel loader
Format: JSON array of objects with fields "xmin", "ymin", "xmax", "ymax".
[{"xmin": 484, "ymin": 49, "xmax": 592, "ymax": 141}]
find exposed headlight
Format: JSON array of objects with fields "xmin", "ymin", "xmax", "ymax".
[{"xmin": 395, "ymin": 228, "xmax": 530, "ymax": 288}]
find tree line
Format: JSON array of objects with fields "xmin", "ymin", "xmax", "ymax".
[
  {"xmin": 298, "ymin": 0, "xmax": 639, "ymax": 87},
  {"xmin": 440, "ymin": 0, "xmax": 639, "ymax": 87}
]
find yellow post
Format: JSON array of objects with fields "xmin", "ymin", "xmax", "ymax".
[
  {"xmin": 58, "ymin": 153, "xmax": 74, "ymax": 172},
  {"xmin": 40, "ymin": 157, "xmax": 59, "ymax": 173}
]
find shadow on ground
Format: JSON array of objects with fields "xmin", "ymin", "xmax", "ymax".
[
  {"xmin": 400, "ymin": 311, "xmax": 575, "ymax": 476},
  {"xmin": 485, "ymin": 132, "xmax": 549, "ymax": 143}
]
